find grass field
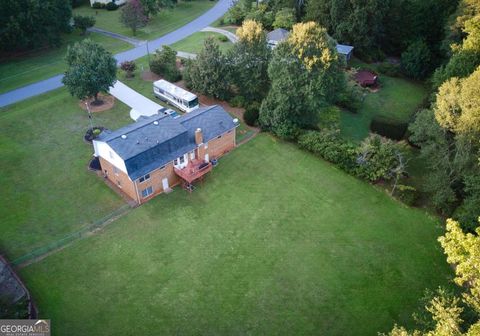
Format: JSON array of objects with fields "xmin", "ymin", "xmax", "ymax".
[
  {"xmin": 340, "ymin": 59, "xmax": 428, "ymax": 142},
  {"xmin": 0, "ymin": 89, "xmax": 131, "ymax": 259},
  {"xmin": 15, "ymin": 133, "xmax": 451, "ymax": 335},
  {"xmin": 171, "ymin": 31, "xmax": 234, "ymax": 53},
  {"xmin": 0, "ymin": 33, "xmax": 131, "ymax": 95},
  {"xmin": 73, "ymin": 0, "xmax": 216, "ymax": 40}
]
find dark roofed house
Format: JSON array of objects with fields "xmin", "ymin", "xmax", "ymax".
[
  {"xmin": 267, "ymin": 28, "xmax": 290, "ymax": 48},
  {"xmin": 336, "ymin": 44, "xmax": 354, "ymax": 62},
  {"xmin": 93, "ymin": 105, "xmax": 239, "ymax": 203}
]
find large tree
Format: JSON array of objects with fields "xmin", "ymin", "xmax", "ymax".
[
  {"xmin": 183, "ymin": 37, "xmax": 230, "ymax": 100},
  {"xmin": 383, "ymin": 218, "xmax": 480, "ymax": 336},
  {"xmin": 62, "ymin": 39, "xmax": 117, "ymax": 104},
  {"xmin": 121, "ymin": 0, "xmax": 148, "ymax": 35},
  {"xmin": 259, "ymin": 22, "xmax": 345, "ymax": 138},
  {"xmin": 227, "ymin": 20, "xmax": 271, "ymax": 102},
  {"xmin": 0, "ymin": 0, "xmax": 72, "ymax": 53}
]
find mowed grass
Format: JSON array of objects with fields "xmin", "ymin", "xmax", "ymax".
[
  {"xmin": 171, "ymin": 31, "xmax": 234, "ymax": 53},
  {"xmin": 0, "ymin": 89, "xmax": 132, "ymax": 259},
  {"xmin": 73, "ymin": 0, "xmax": 216, "ymax": 40},
  {"xmin": 20, "ymin": 134, "xmax": 451, "ymax": 335},
  {"xmin": 340, "ymin": 59, "xmax": 427, "ymax": 142},
  {"xmin": 0, "ymin": 33, "xmax": 131, "ymax": 94}
]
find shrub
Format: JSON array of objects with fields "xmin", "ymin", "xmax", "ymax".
[
  {"xmin": 355, "ymin": 134, "xmax": 403, "ymax": 182},
  {"xmin": 224, "ymin": 4, "xmax": 246, "ymax": 25},
  {"xmin": 73, "ymin": 15, "xmax": 96, "ymax": 35},
  {"xmin": 377, "ymin": 62, "xmax": 401, "ymax": 77},
  {"xmin": 336, "ymin": 85, "xmax": 362, "ymax": 113},
  {"xmin": 395, "ymin": 184, "xmax": 418, "ymax": 206},
  {"xmin": 401, "ymin": 40, "xmax": 432, "ymax": 80},
  {"xmin": 106, "ymin": 1, "xmax": 119, "ymax": 10},
  {"xmin": 120, "ymin": 60, "xmax": 136, "ymax": 77},
  {"xmin": 217, "ymin": 34, "xmax": 229, "ymax": 43},
  {"xmin": 370, "ymin": 117, "xmax": 408, "ymax": 140},
  {"xmin": 229, "ymin": 95, "xmax": 246, "ymax": 108},
  {"xmin": 150, "ymin": 46, "xmax": 181, "ymax": 82},
  {"xmin": 244, "ymin": 102, "xmax": 260, "ymax": 126},
  {"xmin": 297, "ymin": 130, "xmax": 357, "ymax": 173},
  {"xmin": 92, "ymin": 2, "xmax": 105, "ymax": 9}
]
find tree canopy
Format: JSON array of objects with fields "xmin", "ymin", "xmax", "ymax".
[
  {"xmin": 259, "ymin": 22, "xmax": 345, "ymax": 138},
  {"xmin": 0, "ymin": 0, "xmax": 72, "ymax": 53},
  {"xmin": 62, "ymin": 39, "xmax": 117, "ymax": 103},
  {"xmin": 121, "ymin": 0, "xmax": 148, "ymax": 35}
]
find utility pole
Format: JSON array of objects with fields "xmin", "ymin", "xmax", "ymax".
[{"xmin": 85, "ymin": 101, "xmax": 94, "ymax": 131}]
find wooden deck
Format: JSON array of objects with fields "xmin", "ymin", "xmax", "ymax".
[{"xmin": 174, "ymin": 159, "xmax": 212, "ymax": 184}]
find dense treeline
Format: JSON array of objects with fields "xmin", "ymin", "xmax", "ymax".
[{"xmin": 0, "ymin": 0, "xmax": 72, "ymax": 53}]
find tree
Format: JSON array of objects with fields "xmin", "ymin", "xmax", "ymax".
[
  {"xmin": 435, "ymin": 66, "xmax": 480, "ymax": 136},
  {"xmin": 73, "ymin": 15, "xmax": 96, "ymax": 35},
  {"xmin": 0, "ymin": 0, "xmax": 72, "ymax": 52},
  {"xmin": 120, "ymin": 60, "xmax": 137, "ymax": 78},
  {"xmin": 228, "ymin": 20, "xmax": 271, "ymax": 101},
  {"xmin": 259, "ymin": 22, "xmax": 346, "ymax": 138},
  {"xmin": 273, "ymin": 8, "xmax": 295, "ymax": 29},
  {"xmin": 62, "ymin": 39, "xmax": 117, "ymax": 104},
  {"xmin": 183, "ymin": 37, "xmax": 231, "ymax": 100},
  {"xmin": 140, "ymin": 0, "xmax": 174, "ymax": 17},
  {"xmin": 121, "ymin": 0, "xmax": 148, "ymax": 35},
  {"xmin": 149, "ymin": 46, "xmax": 181, "ymax": 82},
  {"xmin": 401, "ymin": 40, "xmax": 432, "ymax": 80}
]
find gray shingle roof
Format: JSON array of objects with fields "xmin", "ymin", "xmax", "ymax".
[
  {"xmin": 97, "ymin": 105, "xmax": 237, "ymax": 180},
  {"xmin": 336, "ymin": 44, "xmax": 354, "ymax": 55},
  {"xmin": 267, "ymin": 28, "xmax": 290, "ymax": 42}
]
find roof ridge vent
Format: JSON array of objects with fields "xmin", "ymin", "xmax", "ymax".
[{"xmin": 121, "ymin": 134, "xmax": 127, "ymax": 139}]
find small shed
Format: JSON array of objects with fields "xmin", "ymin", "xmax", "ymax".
[
  {"xmin": 267, "ymin": 28, "xmax": 290, "ymax": 48},
  {"xmin": 336, "ymin": 44, "xmax": 354, "ymax": 61},
  {"xmin": 354, "ymin": 70, "xmax": 378, "ymax": 87}
]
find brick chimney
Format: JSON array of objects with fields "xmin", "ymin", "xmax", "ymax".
[{"xmin": 195, "ymin": 128, "xmax": 203, "ymax": 145}]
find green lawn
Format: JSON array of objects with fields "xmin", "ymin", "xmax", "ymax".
[
  {"xmin": 171, "ymin": 31, "xmax": 234, "ymax": 53},
  {"xmin": 73, "ymin": 0, "xmax": 216, "ymax": 40},
  {"xmin": 340, "ymin": 59, "xmax": 428, "ymax": 142},
  {"xmin": 0, "ymin": 89, "xmax": 132, "ymax": 259},
  {"xmin": 17, "ymin": 134, "xmax": 451, "ymax": 335},
  {"xmin": 0, "ymin": 33, "xmax": 131, "ymax": 95}
]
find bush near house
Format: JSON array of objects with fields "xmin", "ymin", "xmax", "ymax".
[
  {"xmin": 120, "ymin": 60, "xmax": 136, "ymax": 78},
  {"xmin": 243, "ymin": 102, "xmax": 260, "ymax": 126},
  {"xmin": 106, "ymin": 1, "xmax": 119, "ymax": 10},
  {"xmin": 73, "ymin": 15, "xmax": 96, "ymax": 35},
  {"xmin": 150, "ymin": 46, "xmax": 181, "ymax": 82}
]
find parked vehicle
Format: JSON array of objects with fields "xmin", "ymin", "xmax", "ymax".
[{"xmin": 153, "ymin": 80, "xmax": 199, "ymax": 113}]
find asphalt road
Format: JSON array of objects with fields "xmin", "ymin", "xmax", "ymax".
[{"xmin": 0, "ymin": 0, "xmax": 233, "ymax": 108}]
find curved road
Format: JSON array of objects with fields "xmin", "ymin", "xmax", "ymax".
[{"xmin": 0, "ymin": 0, "xmax": 233, "ymax": 108}]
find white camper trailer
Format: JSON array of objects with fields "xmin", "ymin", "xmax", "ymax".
[{"xmin": 153, "ymin": 79, "xmax": 199, "ymax": 113}]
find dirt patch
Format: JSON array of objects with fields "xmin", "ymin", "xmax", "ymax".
[
  {"xmin": 141, "ymin": 70, "xmax": 161, "ymax": 81},
  {"xmin": 79, "ymin": 94, "xmax": 115, "ymax": 113}
]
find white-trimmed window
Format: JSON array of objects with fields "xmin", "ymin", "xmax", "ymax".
[
  {"xmin": 117, "ymin": 180, "xmax": 122, "ymax": 188},
  {"xmin": 190, "ymin": 151, "xmax": 195, "ymax": 160},
  {"xmin": 139, "ymin": 173, "xmax": 150, "ymax": 183},
  {"xmin": 141, "ymin": 186, "xmax": 153, "ymax": 198},
  {"xmin": 113, "ymin": 166, "xmax": 119, "ymax": 175}
]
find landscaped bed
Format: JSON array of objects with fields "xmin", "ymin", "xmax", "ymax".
[{"xmin": 15, "ymin": 133, "xmax": 451, "ymax": 335}]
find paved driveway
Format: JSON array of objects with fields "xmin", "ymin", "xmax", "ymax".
[{"xmin": 0, "ymin": 0, "xmax": 233, "ymax": 108}]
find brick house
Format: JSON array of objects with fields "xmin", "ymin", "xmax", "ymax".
[{"xmin": 93, "ymin": 105, "xmax": 238, "ymax": 204}]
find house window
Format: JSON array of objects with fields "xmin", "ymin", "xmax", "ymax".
[
  {"xmin": 217, "ymin": 135, "xmax": 222, "ymax": 139},
  {"xmin": 190, "ymin": 151, "xmax": 195, "ymax": 160},
  {"xmin": 139, "ymin": 173, "xmax": 150, "ymax": 183},
  {"xmin": 113, "ymin": 166, "xmax": 119, "ymax": 175},
  {"xmin": 159, "ymin": 165, "xmax": 166, "ymax": 170},
  {"xmin": 117, "ymin": 180, "xmax": 122, "ymax": 188},
  {"xmin": 179, "ymin": 155, "xmax": 185, "ymax": 164},
  {"xmin": 141, "ymin": 186, "xmax": 153, "ymax": 198}
]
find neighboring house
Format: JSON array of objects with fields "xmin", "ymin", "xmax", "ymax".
[
  {"xmin": 336, "ymin": 44, "xmax": 354, "ymax": 62},
  {"xmin": 93, "ymin": 105, "xmax": 239, "ymax": 204},
  {"xmin": 267, "ymin": 28, "xmax": 290, "ymax": 48},
  {"xmin": 90, "ymin": 0, "xmax": 126, "ymax": 6}
]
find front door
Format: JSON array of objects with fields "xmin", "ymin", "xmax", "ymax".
[{"xmin": 162, "ymin": 178, "xmax": 169, "ymax": 190}]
